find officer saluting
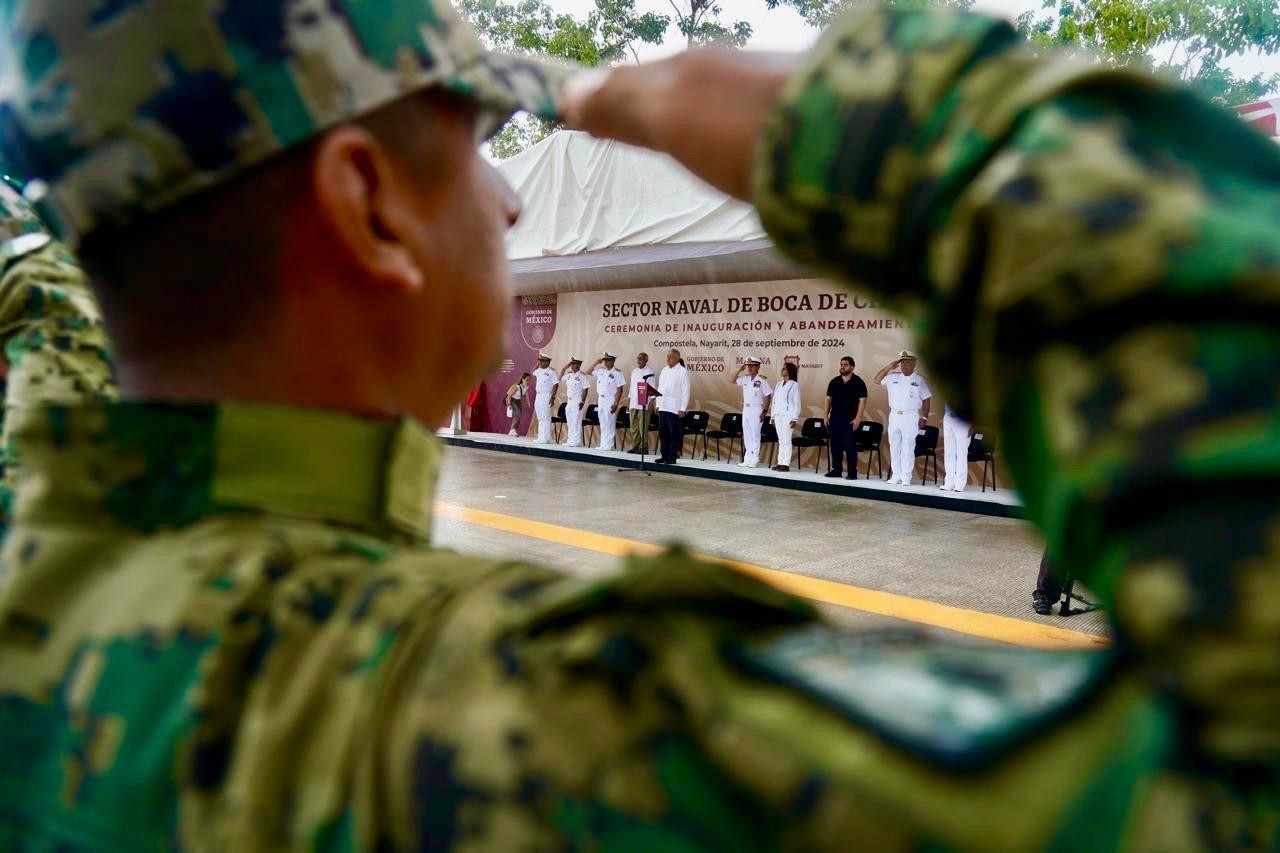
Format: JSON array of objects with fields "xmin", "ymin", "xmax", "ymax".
[
  {"xmin": 560, "ymin": 357, "xmax": 590, "ymax": 447},
  {"xmin": 530, "ymin": 352, "xmax": 559, "ymax": 444},
  {"xmin": 732, "ymin": 356, "xmax": 772, "ymax": 468},
  {"xmin": 874, "ymin": 351, "xmax": 932, "ymax": 485},
  {"xmin": 590, "ymin": 351, "xmax": 627, "ymax": 450}
]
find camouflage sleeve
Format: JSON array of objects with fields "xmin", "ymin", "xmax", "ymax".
[
  {"xmin": 378, "ymin": 551, "xmax": 1176, "ymax": 851},
  {"xmin": 752, "ymin": 7, "xmax": 1280, "ymax": 768},
  {"xmin": 0, "ymin": 240, "xmax": 114, "ymax": 525}
]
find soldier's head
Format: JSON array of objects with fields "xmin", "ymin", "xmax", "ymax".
[
  {"xmin": 899, "ymin": 352, "xmax": 918, "ymax": 376},
  {"xmin": 636, "ymin": 352, "xmax": 648, "ymax": 368},
  {"xmin": 745, "ymin": 357, "xmax": 761, "ymax": 377},
  {"xmin": 667, "ymin": 350, "xmax": 681, "ymax": 367},
  {"xmin": 538, "ymin": 354, "xmax": 552, "ymax": 368},
  {"xmin": 0, "ymin": 1, "xmax": 568, "ymax": 426},
  {"xmin": 839, "ymin": 356, "xmax": 854, "ymax": 376},
  {"xmin": 603, "ymin": 352, "xmax": 617, "ymax": 368}
]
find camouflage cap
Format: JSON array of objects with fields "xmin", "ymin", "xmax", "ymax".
[{"xmin": 0, "ymin": 1, "xmax": 573, "ymax": 244}]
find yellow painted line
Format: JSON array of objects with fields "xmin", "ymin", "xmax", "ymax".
[{"xmin": 435, "ymin": 502, "xmax": 1110, "ymax": 651}]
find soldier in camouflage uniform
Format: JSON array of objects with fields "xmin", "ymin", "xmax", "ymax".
[
  {"xmin": 0, "ymin": 179, "xmax": 114, "ymax": 534},
  {"xmin": 0, "ymin": 4, "xmax": 1275, "ymax": 853}
]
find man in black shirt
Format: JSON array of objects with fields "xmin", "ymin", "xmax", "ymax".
[{"xmin": 824, "ymin": 356, "xmax": 868, "ymax": 478}]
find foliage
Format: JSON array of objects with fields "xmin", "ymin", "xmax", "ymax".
[{"xmin": 1015, "ymin": 0, "xmax": 1280, "ymax": 104}]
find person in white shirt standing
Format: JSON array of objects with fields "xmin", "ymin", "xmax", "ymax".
[
  {"xmin": 530, "ymin": 353, "xmax": 559, "ymax": 444},
  {"xmin": 655, "ymin": 349, "xmax": 690, "ymax": 464},
  {"xmin": 561, "ymin": 357, "xmax": 590, "ymax": 447},
  {"xmin": 732, "ymin": 356, "xmax": 773, "ymax": 469},
  {"xmin": 626, "ymin": 352, "xmax": 658, "ymax": 454},
  {"xmin": 874, "ymin": 350, "xmax": 932, "ymax": 485},
  {"xmin": 941, "ymin": 403, "xmax": 974, "ymax": 492},
  {"xmin": 770, "ymin": 361, "xmax": 802, "ymax": 472},
  {"xmin": 590, "ymin": 352, "xmax": 627, "ymax": 451}
]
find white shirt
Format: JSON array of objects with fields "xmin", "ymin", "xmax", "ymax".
[
  {"xmin": 563, "ymin": 371, "xmax": 590, "ymax": 403},
  {"xmin": 881, "ymin": 371, "xmax": 932, "ymax": 412},
  {"xmin": 593, "ymin": 366, "xmax": 626, "ymax": 403},
  {"xmin": 657, "ymin": 363, "xmax": 690, "ymax": 414},
  {"xmin": 737, "ymin": 374, "xmax": 773, "ymax": 408},
  {"xmin": 508, "ymin": 382, "xmax": 526, "ymax": 401},
  {"xmin": 532, "ymin": 367, "xmax": 558, "ymax": 396},
  {"xmin": 771, "ymin": 379, "xmax": 801, "ymax": 420},
  {"xmin": 629, "ymin": 365, "xmax": 657, "ymax": 409}
]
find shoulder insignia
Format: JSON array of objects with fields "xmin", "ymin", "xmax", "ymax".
[{"xmin": 727, "ymin": 624, "xmax": 1116, "ymax": 770}]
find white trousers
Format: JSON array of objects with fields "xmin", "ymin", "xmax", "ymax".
[
  {"xmin": 773, "ymin": 417, "xmax": 794, "ymax": 466},
  {"xmin": 887, "ymin": 410, "xmax": 919, "ymax": 482},
  {"xmin": 742, "ymin": 406, "xmax": 764, "ymax": 464},
  {"xmin": 564, "ymin": 400, "xmax": 584, "ymax": 446},
  {"xmin": 535, "ymin": 397, "xmax": 552, "ymax": 443},
  {"xmin": 597, "ymin": 406, "xmax": 617, "ymax": 449},
  {"xmin": 943, "ymin": 414, "xmax": 971, "ymax": 490}
]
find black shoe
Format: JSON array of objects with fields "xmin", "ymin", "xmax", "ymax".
[
  {"xmin": 772, "ymin": 465, "xmax": 789, "ymax": 472},
  {"xmin": 824, "ymin": 470, "xmax": 842, "ymax": 478},
  {"xmin": 845, "ymin": 474, "xmax": 856, "ymax": 480},
  {"xmin": 1032, "ymin": 591, "xmax": 1053, "ymax": 615},
  {"xmin": 626, "ymin": 448, "xmax": 642, "ymax": 454}
]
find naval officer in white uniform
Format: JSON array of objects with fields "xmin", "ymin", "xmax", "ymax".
[
  {"xmin": 941, "ymin": 403, "xmax": 974, "ymax": 492},
  {"xmin": 732, "ymin": 356, "xmax": 773, "ymax": 468},
  {"xmin": 530, "ymin": 353, "xmax": 559, "ymax": 444},
  {"xmin": 874, "ymin": 350, "xmax": 932, "ymax": 485},
  {"xmin": 561, "ymin": 357, "xmax": 590, "ymax": 447},
  {"xmin": 590, "ymin": 352, "xmax": 627, "ymax": 451}
]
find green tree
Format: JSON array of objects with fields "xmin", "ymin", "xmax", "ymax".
[
  {"xmin": 765, "ymin": 0, "xmax": 972, "ymax": 29},
  {"xmin": 1016, "ymin": 0, "xmax": 1280, "ymax": 104},
  {"xmin": 463, "ymin": 0, "xmax": 671, "ymax": 158},
  {"xmin": 669, "ymin": 0, "xmax": 754, "ymax": 47}
]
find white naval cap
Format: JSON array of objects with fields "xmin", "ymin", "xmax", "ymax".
[
  {"xmin": 898, "ymin": 350, "xmax": 918, "ymax": 361},
  {"xmin": 569, "ymin": 356, "xmax": 583, "ymax": 363},
  {"xmin": 603, "ymin": 351, "xmax": 617, "ymax": 359},
  {"xmin": 537, "ymin": 352, "xmax": 552, "ymax": 360},
  {"xmin": 745, "ymin": 355, "xmax": 763, "ymax": 365}
]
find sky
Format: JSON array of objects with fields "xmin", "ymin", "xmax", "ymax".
[{"xmin": 547, "ymin": 0, "xmax": 1279, "ymax": 97}]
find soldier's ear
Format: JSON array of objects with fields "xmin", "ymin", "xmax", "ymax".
[{"xmin": 310, "ymin": 125, "xmax": 424, "ymax": 293}]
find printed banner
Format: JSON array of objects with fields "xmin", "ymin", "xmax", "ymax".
[{"xmin": 472, "ymin": 279, "xmax": 1005, "ymax": 484}]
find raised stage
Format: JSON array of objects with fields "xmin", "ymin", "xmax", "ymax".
[{"xmin": 438, "ymin": 430, "xmax": 1023, "ymax": 519}]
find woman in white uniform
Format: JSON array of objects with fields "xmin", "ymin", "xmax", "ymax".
[{"xmin": 771, "ymin": 362, "xmax": 801, "ymax": 472}]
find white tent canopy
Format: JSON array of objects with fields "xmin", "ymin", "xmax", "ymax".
[{"xmin": 497, "ymin": 130, "xmax": 765, "ymax": 261}]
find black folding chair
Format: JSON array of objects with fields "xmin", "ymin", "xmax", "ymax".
[
  {"xmin": 613, "ymin": 409, "xmax": 631, "ymax": 450},
  {"xmin": 913, "ymin": 425, "xmax": 940, "ymax": 485},
  {"xmin": 551, "ymin": 401, "xmax": 568, "ymax": 443},
  {"xmin": 582, "ymin": 404, "xmax": 600, "ymax": 446},
  {"xmin": 968, "ymin": 431, "xmax": 998, "ymax": 492},
  {"xmin": 759, "ymin": 420, "xmax": 779, "ymax": 466},
  {"xmin": 854, "ymin": 421, "xmax": 884, "ymax": 479},
  {"xmin": 682, "ymin": 410, "xmax": 710, "ymax": 459},
  {"xmin": 706, "ymin": 413, "xmax": 743, "ymax": 462},
  {"xmin": 790, "ymin": 417, "xmax": 829, "ymax": 472}
]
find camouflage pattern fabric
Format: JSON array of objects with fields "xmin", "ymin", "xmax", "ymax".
[
  {"xmin": 754, "ymin": 0, "xmax": 1280, "ymax": 809},
  {"xmin": 0, "ymin": 0, "xmax": 571, "ymax": 244},
  {"xmin": 0, "ymin": 2, "xmax": 1276, "ymax": 851},
  {"xmin": 0, "ymin": 400, "xmax": 1211, "ymax": 851},
  {"xmin": 0, "ymin": 180, "xmax": 114, "ymax": 531}
]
